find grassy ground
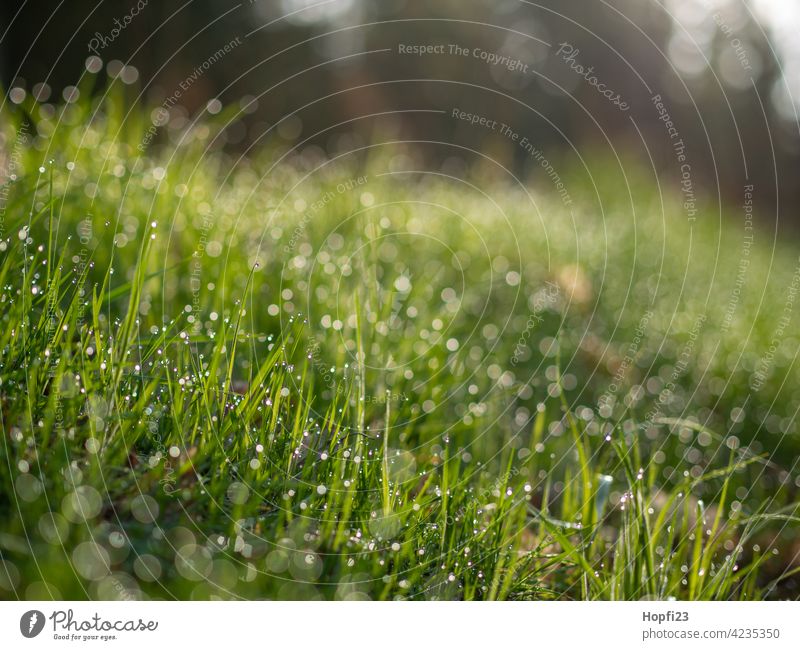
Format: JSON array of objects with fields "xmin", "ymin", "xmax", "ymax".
[{"xmin": 1, "ymin": 83, "xmax": 799, "ymax": 600}]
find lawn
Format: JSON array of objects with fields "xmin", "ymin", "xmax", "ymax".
[{"xmin": 0, "ymin": 82, "xmax": 799, "ymax": 600}]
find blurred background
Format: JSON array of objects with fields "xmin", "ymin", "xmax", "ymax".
[{"xmin": 1, "ymin": 0, "xmax": 799, "ymax": 224}]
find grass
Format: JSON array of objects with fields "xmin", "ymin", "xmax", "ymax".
[{"xmin": 0, "ymin": 78, "xmax": 799, "ymax": 601}]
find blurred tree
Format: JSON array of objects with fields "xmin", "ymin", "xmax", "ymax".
[{"xmin": 1, "ymin": 0, "xmax": 797, "ymax": 223}]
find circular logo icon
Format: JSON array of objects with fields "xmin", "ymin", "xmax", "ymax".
[{"xmin": 20, "ymin": 610, "xmax": 45, "ymax": 638}]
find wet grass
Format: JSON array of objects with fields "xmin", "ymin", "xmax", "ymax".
[{"xmin": 0, "ymin": 83, "xmax": 799, "ymax": 600}]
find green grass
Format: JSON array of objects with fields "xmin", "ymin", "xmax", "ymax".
[{"xmin": 0, "ymin": 81, "xmax": 799, "ymax": 600}]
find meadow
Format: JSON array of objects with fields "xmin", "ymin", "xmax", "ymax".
[{"xmin": 0, "ymin": 81, "xmax": 799, "ymax": 600}]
